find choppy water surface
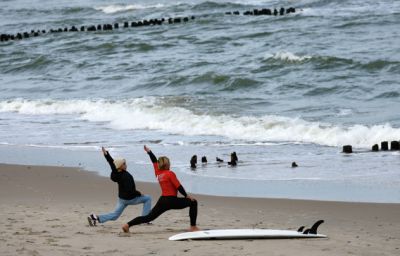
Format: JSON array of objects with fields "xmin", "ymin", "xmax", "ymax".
[{"xmin": 1, "ymin": 0, "xmax": 399, "ymax": 202}]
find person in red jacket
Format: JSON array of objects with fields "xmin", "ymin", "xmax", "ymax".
[{"xmin": 122, "ymin": 145, "xmax": 199, "ymax": 233}]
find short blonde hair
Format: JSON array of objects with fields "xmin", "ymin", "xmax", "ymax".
[
  {"xmin": 113, "ymin": 158, "xmax": 126, "ymax": 171},
  {"xmin": 158, "ymin": 156, "xmax": 170, "ymax": 170}
]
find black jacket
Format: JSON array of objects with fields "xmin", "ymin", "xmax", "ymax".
[{"xmin": 104, "ymin": 151, "xmax": 141, "ymax": 200}]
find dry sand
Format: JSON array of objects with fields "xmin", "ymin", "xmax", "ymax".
[{"xmin": 0, "ymin": 163, "xmax": 399, "ymax": 256}]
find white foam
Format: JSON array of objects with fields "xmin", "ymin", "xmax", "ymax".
[
  {"xmin": 266, "ymin": 51, "xmax": 312, "ymax": 62},
  {"xmin": 1, "ymin": 98, "xmax": 400, "ymax": 149},
  {"xmin": 95, "ymin": 4, "xmax": 165, "ymax": 14}
]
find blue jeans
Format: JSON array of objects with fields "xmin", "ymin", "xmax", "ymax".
[{"xmin": 98, "ymin": 195, "xmax": 152, "ymax": 223}]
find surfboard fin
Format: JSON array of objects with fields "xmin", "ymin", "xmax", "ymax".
[
  {"xmin": 297, "ymin": 226, "xmax": 305, "ymax": 232},
  {"xmin": 304, "ymin": 220, "xmax": 324, "ymax": 234}
]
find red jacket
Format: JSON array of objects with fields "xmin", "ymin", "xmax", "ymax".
[{"xmin": 152, "ymin": 162, "xmax": 181, "ymax": 196}]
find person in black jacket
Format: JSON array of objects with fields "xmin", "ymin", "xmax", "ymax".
[{"xmin": 87, "ymin": 147, "xmax": 152, "ymax": 226}]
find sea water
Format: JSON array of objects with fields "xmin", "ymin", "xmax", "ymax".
[{"xmin": 1, "ymin": 0, "xmax": 399, "ymax": 202}]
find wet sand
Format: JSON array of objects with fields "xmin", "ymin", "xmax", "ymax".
[{"xmin": 0, "ymin": 163, "xmax": 399, "ymax": 256}]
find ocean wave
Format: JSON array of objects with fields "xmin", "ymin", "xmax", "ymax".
[
  {"xmin": 191, "ymin": 1, "xmax": 242, "ymax": 11},
  {"xmin": 8, "ymin": 6, "xmax": 94, "ymax": 16},
  {"xmin": 301, "ymin": 0, "xmax": 400, "ymax": 17},
  {"xmin": 190, "ymin": 0, "xmax": 279, "ymax": 11},
  {"xmin": 375, "ymin": 91, "xmax": 400, "ymax": 99},
  {"xmin": 264, "ymin": 51, "xmax": 353, "ymax": 66},
  {"xmin": 265, "ymin": 51, "xmax": 312, "ymax": 62},
  {"xmin": 95, "ymin": 0, "xmax": 287, "ymax": 15},
  {"xmin": 1, "ymin": 98, "xmax": 400, "ymax": 149},
  {"xmin": 303, "ymin": 85, "xmax": 342, "ymax": 96},
  {"xmin": 3, "ymin": 56, "xmax": 53, "ymax": 74},
  {"xmin": 361, "ymin": 60, "xmax": 400, "ymax": 72},
  {"xmin": 188, "ymin": 72, "xmax": 261, "ymax": 90},
  {"xmin": 94, "ymin": 4, "xmax": 166, "ymax": 14},
  {"xmin": 263, "ymin": 51, "xmax": 400, "ymax": 72}
]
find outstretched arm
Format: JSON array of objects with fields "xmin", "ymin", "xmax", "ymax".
[
  {"xmin": 102, "ymin": 147, "xmax": 119, "ymax": 182},
  {"xmin": 144, "ymin": 145, "xmax": 157, "ymax": 163},
  {"xmin": 144, "ymin": 145, "xmax": 159, "ymax": 177},
  {"xmin": 102, "ymin": 147, "xmax": 117, "ymax": 171}
]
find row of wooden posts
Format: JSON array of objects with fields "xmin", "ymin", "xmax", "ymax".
[
  {"xmin": 190, "ymin": 152, "xmax": 238, "ymax": 168},
  {"xmin": 343, "ymin": 141, "xmax": 400, "ymax": 153},
  {"xmin": 1, "ymin": 6, "xmax": 297, "ymax": 43}
]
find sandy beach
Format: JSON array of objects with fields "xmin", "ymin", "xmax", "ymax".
[{"xmin": 0, "ymin": 163, "xmax": 399, "ymax": 256}]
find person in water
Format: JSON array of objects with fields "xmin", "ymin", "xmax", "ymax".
[
  {"xmin": 87, "ymin": 147, "xmax": 152, "ymax": 226},
  {"xmin": 122, "ymin": 145, "xmax": 199, "ymax": 233}
]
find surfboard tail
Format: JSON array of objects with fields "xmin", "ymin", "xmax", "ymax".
[{"xmin": 302, "ymin": 220, "xmax": 324, "ymax": 234}]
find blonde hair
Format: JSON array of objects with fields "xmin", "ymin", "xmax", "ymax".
[
  {"xmin": 113, "ymin": 158, "xmax": 126, "ymax": 171},
  {"xmin": 158, "ymin": 156, "xmax": 170, "ymax": 170}
]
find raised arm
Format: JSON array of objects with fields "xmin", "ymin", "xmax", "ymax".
[
  {"xmin": 102, "ymin": 147, "xmax": 117, "ymax": 171},
  {"xmin": 144, "ymin": 145, "xmax": 157, "ymax": 162},
  {"xmin": 102, "ymin": 147, "xmax": 120, "ymax": 182},
  {"xmin": 144, "ymin": 145, "xmax": 160, "ymax": 176}
]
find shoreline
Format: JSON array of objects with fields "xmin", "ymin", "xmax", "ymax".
[
  {"xmin": 1, "ymin": 163, "xmax": 399, "ymax": 255},
  {"xmin": 1, "ymin": 144, "xmax": 399, "ymax": 204}
]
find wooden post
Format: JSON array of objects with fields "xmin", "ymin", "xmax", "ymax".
[
  {"xmin": 342, "ymin": 145, "xmax": 352, "ymax": 153},
  {"xmin": 390, "ymin": 141, "xmax": 400, "ymax": 150},
  {"xmin": 381, "ymin": 141, "xmax": 389, "ymax": 151}
]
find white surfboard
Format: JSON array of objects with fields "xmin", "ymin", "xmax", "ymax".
[
  {"xmin": 169, "ymin": 220, "xmax": 326, "ymax": 241},
  {"xmin": 169, "ymin": 229, "xmax": 327, "ymax": 241}
]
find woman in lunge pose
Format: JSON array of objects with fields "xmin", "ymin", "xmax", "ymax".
[
  {"xmin": 88, "ymin": 147, "xmax": 152, "ymax": 226},
  {"xmin": 122, "ymin": 145, "xmax": 199, "ymax": 232}
]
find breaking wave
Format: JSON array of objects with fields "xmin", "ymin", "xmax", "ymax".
[
  {"xmin": 1, "ymin": 98, "xmax": 400, "ymax": 148},
  {"xmin": 94, "ymin": 4, "xmax": 166, "ymax": 14}
]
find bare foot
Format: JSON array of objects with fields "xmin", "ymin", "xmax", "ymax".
[
  {"xmin": 189, "ymin": 226, "xmax": 200, "ymax": 232},
  {"xmin": 122, "ymin": 223, "xmax": 130, "ymax": 233}
]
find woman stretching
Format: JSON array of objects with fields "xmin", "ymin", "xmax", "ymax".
[{"xmin": 122, "ymin": 145, "xmax": 199, "ymax": 233}]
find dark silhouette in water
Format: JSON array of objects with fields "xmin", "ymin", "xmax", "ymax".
[
  {"xmin": 292, "ymin": 162, "xmax": 298, "ymax": 168},
  {"xmin": 342, "ymin": 145, "xmax": 353, "ymax": 154},
  {"xmin": 286, "ymin": 7, "xmax": 296, "ymax": 14},
  {"xmin": 216, "ymin": 157, "xmax": 224, "ymax": 163},
  {"xmin": 228, "ymin": 152, "xmax": 238, "ymax": 166},
  {"xmin": 390, "ymin": 141, "xmax": 399, "ymax": 150},
  {"xmin": 201, "ymin": 156, "xmax": 207, "ymax": 164},
  {"xmin": 190, "ymin": 155, "xmax": 197, "ymax": 169},
  {"xmin": 381, "ymin": 141, "xmax": 388, "ymax": 151}
]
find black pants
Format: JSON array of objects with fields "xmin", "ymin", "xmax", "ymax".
[{"xmin": 127, "ymin": 196, "xmax": 197, "ymax": 227}]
